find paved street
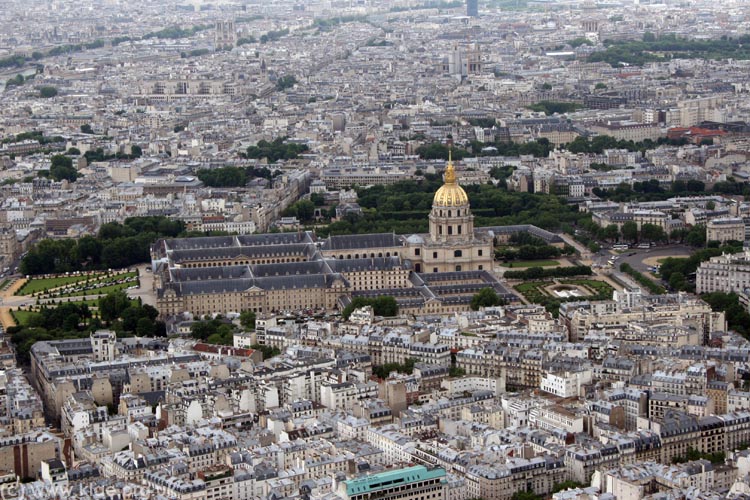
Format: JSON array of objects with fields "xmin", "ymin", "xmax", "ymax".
[
  {"xmin": 618, "ymin": 245, "xmax": 694, "ymax": 274},
  {"xmin": 126, "ymin": 264, "xmax": 156, "ymax": 307}
]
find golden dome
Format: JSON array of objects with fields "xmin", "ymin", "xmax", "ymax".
[{"xmin": 433, "ymin": 154, "xmax": 469, "ymax": 207}]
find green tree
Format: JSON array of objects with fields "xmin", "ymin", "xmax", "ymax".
[
  {"xmin": 310, "ymin": 192, "xmax": 326, "ymax": 206},
  {"xmin": 136, "ymin": 317, "xmax": 157, "ymax": 337},
  {"xmin": 568, "ymin": 37, "xmax": 593, "ymax": 48},
  {"xmin": 552, "ymin": 481, "xmax": 585, "ymax": 493},
  {"xmin": 37, "ymin": 86, "xmax": 58, "ymax": 98},
  {"xmin": 74, "ymin": 236, "xmax": 102, "ymax": 266},
  {"xmin": 511, "ymin": 491, "xmax": 542, "ymax": 500},
  {"xmin": 641, "ymin": 223, "xmax": 666, "ymax": 242},
  {"xmin": 51, "ymin": 154, "xmax": 72, "ymax": 168},
  {"xmin": 80, "ymin": 124, "xmax": 94, "ymax": 134},
  {"xmin": 240, "ymin": 310, "xmax": 256, "ymax": 330},
  {"xmin": 470, "ymin": 287, "xmax": 505, "ymax": 310},
  {"xmin": 4, "ymin": 74, "xmax": 25, "ymax": 87},
  {"xmin": 196, "ymin": 166, "xmax": 247, "ymax": 187},
  {"xmin": 526, "ymin": 101, "xmax": 582, "ymax": 115},
  {"xmin": 244, "ymin": 137, "xmax": 308, "ymax": 163},
  {"xmin": 620, "ymin": 263, "xmax": 665, "ymax": 294},
  {"xmin": 342, "ymin": 296, "xmax": 398, "ymax": 319},
  {"xmin": 250, "ymin": 343, "xmax": 281, "ymax": 360},
  {"xmin": 372, "ymin": 358, "xmax": 416, "ymax": 379},
  {"xmin": 288, "ymin": 199, "xmax": 315, "ymax": 222},
  {"xmin": 669, "ymin": 228, "xmax": 687, "ymax": 243},
  {"xmin": 275, "ymin": 75, "xmax": 297, "ymax": 91},
  {"xmin": 49, "ymin": 154, "xmax": 79, "ymax": 182},
  {"xmin": 702, "ymin": 292, "xmax": 750, "ymax": 338},
  {"xmin": 600, "ymin": 224, "xmax": 619, "ymax": 241},
  {"xmin": 98, "ymin": 291, "xmax": 132, "ymax": 323},
  {"xmin": 668, "ymin": 271, "xmax": 688, "ymax": 291},
  {"xmin": 686, "ymin": 225, "xmax": 707, "ymax": 247},
  {"xmin": 191, "ymin": 321, "xmax": 216, "ymax": 341},
  {"xmin": 621, "ymin": 221, "xmax": 638, "ymax": 242}
]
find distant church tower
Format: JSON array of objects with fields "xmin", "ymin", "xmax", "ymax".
[
  {"xmin": 214, "ymin": 21, "xmax": 236, "ymax": 50},
  {"xmin": 444, "ymin": 43, "xmax": 482, "ymax": 77}
]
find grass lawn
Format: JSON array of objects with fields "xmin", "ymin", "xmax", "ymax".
[
  {"xmin": 57, "ymin": 276, "xmax": 137, "ymax": 298},
  {"xmin": 514, "ymin": 281, "xmax": 550, "ymax": 303},
  {"xmin": 506, "ymin": 260, "xmax": 560, "ymax": 268},
  {"xmin": 0, "ymin": 279, "xmax": 9, "ymax": 290},
  {"xmin": 60, "ymin": 282, "xmax": 131, "ymax": 298},
  {"xmin": 11, "ymin": 309, "xmax": 39, "ymax": 326},
  {"xmin": 17, "ymin": 271, "xmax": 137, "ymax": 296},
  {"xmin": 515, "ymin": 279, "xmax": 614, "ymax": 304},
  {"xmin": 657, "ymin": 257, "xmax": 686, "ymax": 264},
  {"xmin": 560, "ymin": 279, "xmax": 614, "ymax": 296},
  {"xmin": 17, "ymin": 275, "xmax": 98, "ymax": 295}
]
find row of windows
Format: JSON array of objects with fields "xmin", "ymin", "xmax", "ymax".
[
  {"xmin": 414, "ymin": 264, "xmax": 482, "ymax": 272},
  {"xmin": 415, "ymin": 249, "xmax": 483, "ymax": 258},
  {"xmin": 333, "ymin": 252, "xmax": 399, "ymax": 259},
  {"xmin": 438, "ymin": 209, "xmax": 467, "ymax": 217},
  {"xmin": 438, "ymin": 225, "xmax": 462, "ymax": 235},
  {"xmin": 183, "ymin": 257, "xmax": 304, "ymax": 267}
]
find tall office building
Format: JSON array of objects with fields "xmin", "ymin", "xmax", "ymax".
[{"xmin": 467, "ymin": 0, "xmax": 479, "ymax": 17}]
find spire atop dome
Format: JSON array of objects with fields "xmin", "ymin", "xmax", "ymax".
[
  {"xmin": 432, "ymin": 150, "xmax": 468, "ymax": 207},
  {"xmin": 445, "ymin": 149, "xmax": 456, "ymax": 184}
]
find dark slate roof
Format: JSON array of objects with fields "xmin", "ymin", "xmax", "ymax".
[
  {"xmin": 251, "ymin": 260, "xmax": 331, "ymax": 277},
  {"xmin": 236, "ymin": 232, "xmax": 312, "ymax": 246},
  {"xmin": 170, "ymin": 244, "xmax": 312, "ymax": 263},
  {"xmin": 327, "ymin": 256, "xmax": 407, "ymax": 273},
  {"xmin": 165, "ymin": 236, "xmax": 237, "ymax": 251},
  {"xmin": 140, "ymin": 391, "xmax": 165, "ymax": 406},
  {"xmin": 477, "ymin": 224, "xmax": 564, "ymax": 243},
  {"xmin": 170, "ymin": 266, "xmax": 253, "ymax": 281},
  {"xmin": 163, "ymin": 273, "xmax": 348, "ymax": 297},
  {"xmin": 320, "ymin": 233, "xmax": 400, "ymax": 251}
]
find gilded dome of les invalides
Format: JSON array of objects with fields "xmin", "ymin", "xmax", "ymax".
[{"xmin": 432, "ymin": 155, "xmax": 469, "ymax": 208}]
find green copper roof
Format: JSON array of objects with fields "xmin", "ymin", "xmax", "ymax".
[{"xmin": 344, "ymin": 466, "xmax": 446, "ymax": 496}]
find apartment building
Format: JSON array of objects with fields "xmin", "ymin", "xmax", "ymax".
[
  {"xmin": 707, "ymin": 217, "xmax": 746, "ymax": 244},
  {"xmin": 697, "ymin": 250, "xmax": 750, "ymax": 294},
  {"xmin": 337, "ymin": 466, "xmax": 446, "ymax": 500}
]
